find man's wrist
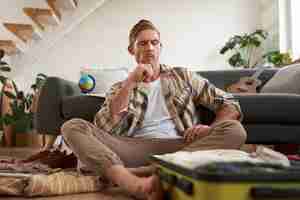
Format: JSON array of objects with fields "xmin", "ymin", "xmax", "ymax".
[{"xmin": 123, "ymin": 77, "xmax": 137, "ymax": 90}]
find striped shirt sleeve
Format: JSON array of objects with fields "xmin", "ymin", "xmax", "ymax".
[
  {"xmin": 93, "ymin": 82, "xmax": 124, "ymax": 133},
  {"xmin": 188, "ymin": 71, "xmax": 243, "ymax": 121}
]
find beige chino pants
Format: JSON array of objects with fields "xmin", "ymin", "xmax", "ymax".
[{"xmin": 61, "ymin": 119, "xmax": 246, "ymax": 176}]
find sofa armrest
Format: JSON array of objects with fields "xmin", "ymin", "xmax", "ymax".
[
  {"xmin": 234, "ymin": 93, "xmax": 300, "ymax": 124},
  {"xmin": 34, "ymin": 77, "xmax": 81, "ymax": 135},
  {"xmin": 198, "ymin": 69, "xmax": 278, "ymax": 90}
]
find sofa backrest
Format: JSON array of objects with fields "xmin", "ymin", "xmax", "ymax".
[{"xmin": 197, "ymin": 68, "xmax": 278, "ymax": 91}]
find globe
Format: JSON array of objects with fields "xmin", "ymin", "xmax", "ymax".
[{"xmin": 78, "ymin": 74, "xmax": 96, "ymax": 93}]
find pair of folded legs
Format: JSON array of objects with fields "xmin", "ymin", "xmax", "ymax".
[{"xmin": 61, "ymin": 118, "xmax": 246, "ymax": 199}]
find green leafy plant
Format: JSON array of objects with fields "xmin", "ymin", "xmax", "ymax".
[
  {"xmin": 0, "ymin": 49, "xmax": 11, "ymax": 141},
  {"xmin": 220, "ymin": 29, "xmax": 268, "ymax": 68},
  {"xmin": 0, "ymin": 73, "xmax": 47, "ymax": 133},
  {"xmin": 0, "ymin": 81, "xmax": 33, "ymax": 133},
  {"xmin": 263, "ymin": 51, "xmax": 293, "ymax": 67},
  {"xmin": 30, "ymin": 73, "xmax": 48, "ymax": 92}
]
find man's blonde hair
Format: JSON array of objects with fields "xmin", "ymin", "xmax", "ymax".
[{"xmin": 128, "ymin": 19, "xmax": 160, "ymax": 50}]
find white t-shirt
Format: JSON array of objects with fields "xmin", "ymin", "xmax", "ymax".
[{"xmin": 133, "ymin": 78, "xmax": 182, "ymax": 139}]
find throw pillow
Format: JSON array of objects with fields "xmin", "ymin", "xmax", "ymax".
[
  {"xmin": 260, "ymin": 64, "xmax": 300, "ymax": 94},
  {"xmin": 24, "ymin": 171, "xmax": 104, "ymax": 197}
]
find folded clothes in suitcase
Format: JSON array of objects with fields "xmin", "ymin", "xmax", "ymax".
[{"xmin": 150, "ymin": 150, "xmax": 300, "ymax": 200}]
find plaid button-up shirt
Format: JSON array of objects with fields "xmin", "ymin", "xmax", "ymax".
[{"xmin": 94, "ymin": 65, "xmax": 242, "ymax": 137}]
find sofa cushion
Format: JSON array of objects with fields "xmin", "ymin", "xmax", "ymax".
[
  {"xmin": 245, "ymin": 124, "xmax": 300, "ymax": 144},
  {"xmin": 261, "ymin": 64, "xmax": 300, "ymax": 94},
  {"xmin": 62, "ymin": 95, "xmax": 105, "ymax": 122}
]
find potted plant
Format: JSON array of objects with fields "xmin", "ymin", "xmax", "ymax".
[
  {"xmin": 220, "ymin": 29, "xmax": 268, "ymax": 68},
  {"xmin": 0, "ymin": 81, "xmax": 33, "ymax": 146},
  {"xmin": 29, "ymin": 73, "xmax": 48, "ymax": 147},
  {"xmin": 263, "ymin": 51, "xmax": 293, "ymax": 67},
  {"xmin": 0, "ymin": 73, "xmax": 47, "ymax": 146},
  {"xmin": 0, "ymin": 49, "xmax": 11, "ymax": 146}
]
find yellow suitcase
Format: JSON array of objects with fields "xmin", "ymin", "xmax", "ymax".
[{"xmin": 150, "ymin": 156, "xmax": 300, "ymax": 200}]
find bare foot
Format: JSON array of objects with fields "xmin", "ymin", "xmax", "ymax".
[
  {"xmin": 128, "ymin": 175, "xmax": 163, "ymax": 200},
  {"xmin": 106, "ymin": 165, "xmax": 163, "ymax": 200},
  {"xmin": 147, "ymin": 175, "xmax": 164, "ymax": 200},
  {"xmin": 125, "ymin": 174, "xmax": 153, "ymax": 199}
]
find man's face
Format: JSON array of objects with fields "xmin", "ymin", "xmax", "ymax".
[{"xmin": 130, "ymin": 29, "xmax": 161, "ymax": 65}]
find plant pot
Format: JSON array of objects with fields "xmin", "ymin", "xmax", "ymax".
[
  {"xmin": 14, "ymin": 118, "xmax": 32, "ymax": 133},
  {"xmin": 14, "ymin": 131, "xmax": 44, "ymax": 147},
  {"xmin": 15, "ymin": 132, "xmax": 32, "ymax": 147}
]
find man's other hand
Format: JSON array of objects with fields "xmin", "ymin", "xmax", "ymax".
[{"xmin": 183, "ymin": 124, "xmax": 211, "ymax": 143}]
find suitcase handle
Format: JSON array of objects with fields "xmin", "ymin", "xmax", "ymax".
[
  {"xmin": 176, "ymin": 178, "xmax": 193, "ymax": 195},
  {"xmin": 158, "ymin": 169, "xmax": 193, "ymax": 195},
  {"xmin": 158, "ymin": 169, "xmax": 177, "ymax": 185},
  {"xmin": 251, "ymin": 187, "xmax": 300, "ymax": 198}
]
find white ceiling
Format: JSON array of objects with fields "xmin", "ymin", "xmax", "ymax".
[{"xmin": 0, "ymin": 0, "xmax": 49, "ymax": 40}]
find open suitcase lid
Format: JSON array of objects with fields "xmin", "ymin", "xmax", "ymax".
[{"xmin": 150, "ymin": 155, "xmax": 300, "ymax": 182}]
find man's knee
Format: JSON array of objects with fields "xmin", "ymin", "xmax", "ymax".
[
  {"xmin": 215, "ymin": 120, "xmax": 247, "ymax": 147},
  {"xmin": 61, "ymin": 118, "xmax": 89, "ymax": 142}
]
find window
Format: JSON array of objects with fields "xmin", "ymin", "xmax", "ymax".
[{"xmin": 291, "ymin": 0, "xmax": 300, "ymax": 59}]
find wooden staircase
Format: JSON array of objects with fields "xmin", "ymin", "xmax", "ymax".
[{"xmin": 0, "ymin": 0, "xmax": 78, "ymax": 57}]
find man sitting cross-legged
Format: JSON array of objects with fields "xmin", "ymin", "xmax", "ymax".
[{"xmin": 61, "ymin": 19, "xmax": 247, "ymax": 199}]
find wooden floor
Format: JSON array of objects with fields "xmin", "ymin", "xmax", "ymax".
[
  {"xmin": 0, "ymin": 147, "xmax": 40, "ymax": 158},
  {"xmin": 0, "ymin": 147, "xmax": 133, "ymax": 200},
  {"xmin": 4, "ymin": 190, "xmax": 132, "ymax": 200},
  {"xmin": 4, "ymin": 189, "xmax": 133, "ymax": 200}
]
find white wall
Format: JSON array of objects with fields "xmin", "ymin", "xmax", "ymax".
[{"xmin": 10, "ymin": 0, "xmax": 263, "ymax": 91}]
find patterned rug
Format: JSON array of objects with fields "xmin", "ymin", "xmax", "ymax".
[{"xmin": 0, "ymin": 147, "xmax": 133, "ymax": 200}]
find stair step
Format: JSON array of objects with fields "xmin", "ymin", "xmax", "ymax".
[
  {"xmin": 49, "ymin": 0, "xmax": 78, "ymax": 11},
  {"xmin": 3, "ymin": 23, "xmax": 42, "ymax": 43},
  {"xmin": 46, "ymin": 0, "xmax": 62, "ymax": 20},
  {"xmin": 0, "ymin": 40, "xmax": 22, "ymax": 56},
  {"xmin": 23, "ymin": 7, "xmax": 60, "ymax": 31}
]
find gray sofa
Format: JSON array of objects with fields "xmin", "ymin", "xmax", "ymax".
[{"xmin": 34, "ymin": 68, "xmax": 300, "ymax": 144}]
